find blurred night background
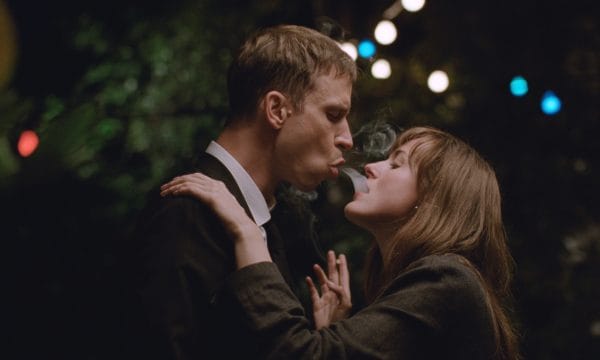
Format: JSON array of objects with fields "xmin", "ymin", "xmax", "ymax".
[{"xmin": 1, "ymin": 0, "xmax": 599, "ymax": 358}]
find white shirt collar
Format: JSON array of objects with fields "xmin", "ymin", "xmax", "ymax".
[{"xmin": 205, "ymin": 141, "xmax": 271, "ymax": 227}]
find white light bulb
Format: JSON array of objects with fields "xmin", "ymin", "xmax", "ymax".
[
  {"xmin": 374, "ymin": 20, "xmax": 397, "ymax": 45},
  {"xmin": 339, "ymin": 42, "xmax": 358, "ymax": 60},
  {"xmin": 427, "ymin": 70, "xmax": 449, "ymax": 93},
  {"xmin": 371, "ymin": 59, "xmax": 392, "ymax": 79},
  {"xmin": 402, "ymin": 0, "xmax": 426, "ymax": 12}
]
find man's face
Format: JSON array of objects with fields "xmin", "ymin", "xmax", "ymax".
[{"xmin": 274, "ymin": 70, "xmax": 353, "ymax": 191}]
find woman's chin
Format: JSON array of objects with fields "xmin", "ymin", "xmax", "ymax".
[
  {"xmin": 343, "ymin": 202, "xmax": 355, "ymax": 219},
  {"xmin": 344, "ymin": 204, "xmax": 365, "ymax": 228}
]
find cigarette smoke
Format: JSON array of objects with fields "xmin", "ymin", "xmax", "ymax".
[
  {"xmin": 290, "ymin": 120, "xmax": 399, "ymax": 200},
  {"xmin": 340, "ymin": 167, "xmax": 369, "ymax": 193},
  {"xmin": 339, "ymin": 120, "xmax": 398, "ymax": 194},
  {"xmin": 349, "ymin": 120, "xmax": 398, "ymax": 165}
]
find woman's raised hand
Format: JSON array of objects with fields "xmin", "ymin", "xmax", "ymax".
[
  {"xmin": 306, "ymin": 250, "xmax": 352, "ymax": 330},
  {"xmin": 160, "ymin": 172, "xmax": 257, "ymax": 240}
]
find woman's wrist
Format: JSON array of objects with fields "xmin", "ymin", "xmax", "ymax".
[
  {"xmin": 231, "ymin": 221, "xmax": 272, "ymax": 269},
  {"xmin": 229, "ymin": 220, "xmax": 263, "ymax": 243}
]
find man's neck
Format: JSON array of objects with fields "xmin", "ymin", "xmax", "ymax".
[{"xmin": 216, "ymin": 124, "xmax": 277, "ymax": 207}]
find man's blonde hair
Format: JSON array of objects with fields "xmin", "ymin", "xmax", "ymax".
[{"xmin": 227, "ymin": 25, "xmax": 357, "ymax": 119}]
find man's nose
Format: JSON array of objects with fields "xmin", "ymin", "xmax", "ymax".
[{"xmin": 335, "ymin": 120, "xmax": 353, "ymax": 150}]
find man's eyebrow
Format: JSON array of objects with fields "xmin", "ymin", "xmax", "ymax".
[{"xmin": 325, "ymin": 103, "xmax": 350, "ymax": 113}]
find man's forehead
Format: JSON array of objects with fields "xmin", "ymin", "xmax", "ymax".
[{"xmin": 309, "ymin": 74, "xmax": 352, "ymax": 106}]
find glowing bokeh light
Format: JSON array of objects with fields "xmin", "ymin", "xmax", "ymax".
[
  {"xmin": 339, "ymin": 42, "xmax": 358, "ymax": 60},
  {"xmin": 358, "ymin": 39, "xmax": 376, "ymax": 58},
  {"xmin": 374, "ymin": 20, "xmax": 397, "ymax": 45},
  {"xmin": 402, "ymin": 0, "xmax": 426, "ymax": 12},
  {"xmin": 18, "ymin": 130, "xmax": 39, "ymax": 157},
  {"xmin": 427, "ymin": 70, "xmax": 449, "ymax": 93},
  {"xmin": 510, "ymin": 76, "xmax": 528, "ymax": 97},
  {"xmin": 541, "ymin": 90, "xmax": 562, "ymax": 115},
  {"xmin": 371, "ymin": 59, "xmax": 392, "ymax": 79}
]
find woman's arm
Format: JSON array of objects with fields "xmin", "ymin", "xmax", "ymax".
[
  {"xmin": 161, "ymin": 172, "xmax": 271, "ymax": 268},
  {"xmin": 161, "ymin": 172, "xmax": 351, "ymax": 328},
  {"xmin": 227, "ymin": 255, "xmax": 493, "ymax": 359}
]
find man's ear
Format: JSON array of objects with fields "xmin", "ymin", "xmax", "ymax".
[{"xmin": 262, "ymin": 91, "xmax": 292, "ymax": 129}]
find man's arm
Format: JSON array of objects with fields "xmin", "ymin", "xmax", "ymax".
[{"xmin": 127, "ymin": 195, "xmax": 233, "ymax": 360}]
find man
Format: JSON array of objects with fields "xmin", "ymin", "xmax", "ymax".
[{"xmin": 128, "ymin": 24, "xmax": 357, "ymax": 359}]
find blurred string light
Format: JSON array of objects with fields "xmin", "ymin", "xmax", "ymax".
[
  {"xmin": 374, "ymin": 20, "xmax": 397, "ymax": 45},
  {"xmin": 18, "ymin": 130, "xmax": 39, "ymax": 157},
  {"xmin": 402, "ymin": 0, "xmax": 426, "ymax": 13},
  {"xmin": 383, "ymin": 0, "xmax": 404, "ymax": 19},
  {"xmin": 371, "ymin": 59, "xmax": 391, "ymax": 79},
  {"xmin": 510, "ymin": 76, "xmax": 528, "ymax": 97},
  {"xmin": 358, "ymin": 39, "xmax": 376, "ymax": 58},
  {"xmin": 339, "ymin": 42, "xmax": 358, "ymax": 60},
  {"xmin": 541, "ymin": 90, "xmax": 562, "ymax": 115},
  {"xmin": 427, "ymin": 70, "xmax": 449, "ymax": 93}
]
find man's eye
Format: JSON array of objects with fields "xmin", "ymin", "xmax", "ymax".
[{"xmin": 327, "ymin": 112, "xmax": 342, "ymax": 121}]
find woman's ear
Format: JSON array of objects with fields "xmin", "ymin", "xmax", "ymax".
[{"xmin": 262, "ymin": 91, "xmax": 291, "ymax": 129}]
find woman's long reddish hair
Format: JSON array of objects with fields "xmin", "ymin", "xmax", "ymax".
[{"xmin": 364, "ymin": 126, "xmax": 520, "ymax": 360}]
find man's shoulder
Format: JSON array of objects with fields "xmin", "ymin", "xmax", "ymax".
[
  {"xmin": 139, "ymin": 153, "xmax": 233, "ymax": 220},
  {"xmin": 130, "ymin": 163, "xmax": 231, "ymax": 248}
]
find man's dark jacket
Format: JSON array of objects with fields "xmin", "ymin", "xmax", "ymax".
[{"xmin": 123, "ymin": 153, "xmax": 323, "ymax": 359}]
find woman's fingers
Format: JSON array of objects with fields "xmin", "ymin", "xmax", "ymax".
[
  {"xmin": 327, "ymin": 250, "xmax": 339, "ymax": 285},
  {"xmin": 313, "ymin": 264, "xmax": 331, "ymax": 295},
  {"xmin": 160, "ymin": 173, "xmax": 229, "ymax": 202},
  {"xmin": 306, "ymin": 276, "xmax": 320, "ymax": 306},
  {"xmin": 161, "ymin": 173, "xmax": 217, "ymax": 190},
  {"xmin": 325, "ymin": 280, "xmax": 344, "ymax": 295},
  {"xmin": 338, "ymin": 254, "xmax": 351, "ymax": 298}
]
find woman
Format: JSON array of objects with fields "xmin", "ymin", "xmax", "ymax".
[{"xmin": 160, "ymin": 126, "xmax": 520, "ymax": 359}]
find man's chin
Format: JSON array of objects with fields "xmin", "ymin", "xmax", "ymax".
[{"xmin": 290, "ymin": 178, "xmax": 321, "ymax": 193}]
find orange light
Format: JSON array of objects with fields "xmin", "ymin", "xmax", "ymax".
[{"xmin": 17, "ymin": 130, "xmax": 39, "ymax": 157}]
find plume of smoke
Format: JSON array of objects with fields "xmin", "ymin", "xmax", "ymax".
[
  {"xmin": 340, "ymin": 167, "xmax": 369, "ymax": 193},
  {"xmin": 286, "ymin": 119, "xmax": 399, "ymax": 200},
  {"xmin": 336, "ymin": 119, "xmax": 399, "ymax": 194},
  {"xmin": 346, "ymin": 119, "xmax": 399, "ymax": 169}
]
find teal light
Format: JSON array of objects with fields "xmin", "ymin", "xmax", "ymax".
[
  {"xmin": 358, "ymin": 39, "xmax": 376, "ymax": 58},
  {"xmin": 510, "ymin": 76, "xmax": 528, "ymax": 97},
  {"xmin": 541, "ymin": 91, "xmax": 561, "ymax": 115}
]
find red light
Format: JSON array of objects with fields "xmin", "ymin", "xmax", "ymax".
[{"xmin": 17, "ymin": 130, "xmax": 39, "ymax": 157}]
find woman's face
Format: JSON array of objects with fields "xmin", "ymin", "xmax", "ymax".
[{"xmin": 344, "ymin": 139, "xmax": 420, "ymax": 236}]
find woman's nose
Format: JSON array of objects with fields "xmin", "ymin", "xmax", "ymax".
[
  {"xmin": 365, "ymin": 160, "xmax": 388, "ymax": 178},
  {"xmin": 364, "ymin": 162, "xmax": 376, "ymax": 178}
]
